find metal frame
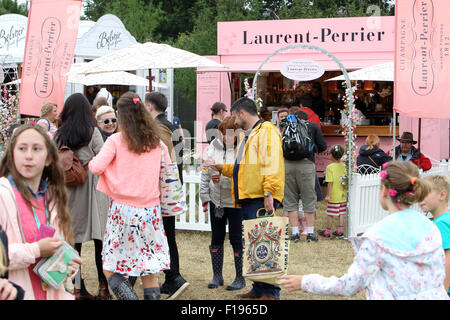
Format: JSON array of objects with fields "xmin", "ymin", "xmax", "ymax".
[{"xmin": 250, "ymin": 44, "xmax": 355, "ymax": 238}]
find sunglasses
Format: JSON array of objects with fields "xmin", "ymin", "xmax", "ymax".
[{"xmin": 98, "ymin": 118, "xmax": 117, "ymax": 125}]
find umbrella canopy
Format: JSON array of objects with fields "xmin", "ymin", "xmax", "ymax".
[
  {"xmin": 4, "ymin": 63, "xmax": 167, "ymax": 88},
  {"xmin": 67, "ymin": 41, "xmax": 225, "ymax": 75},
  {"xmin": 325, "ymin": 61, "xmax": 394, "ymax": 82}
]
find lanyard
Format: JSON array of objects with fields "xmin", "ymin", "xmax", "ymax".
[{"xmin": 31, "ymin": 196, "xmax": 49, "ymax": 230}]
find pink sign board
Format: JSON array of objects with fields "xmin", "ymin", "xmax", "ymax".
[
  {"xmin": 20, "ymin": 0, "xmax": 82, "ymax": 116},
  {"xmin": 218, "ymin": 16, "xmax": 395, "ymax": 56},
  {"xmin": 395, "ymin": 0, "xmax": 450, "ymax": 119}
]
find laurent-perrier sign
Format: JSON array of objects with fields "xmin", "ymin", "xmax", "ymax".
[{"xmin": 280, "ymin": 59, "xmax": 325, "ymax": 81}]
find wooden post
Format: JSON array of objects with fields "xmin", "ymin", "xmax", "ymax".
[{"xmin": 148, "ymin": 69, "xmax": 152, "ymax": 92}]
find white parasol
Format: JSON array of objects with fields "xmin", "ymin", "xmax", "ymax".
[
  {"xmin": 66, "ymin": 41, "xmax": 225, "ymax": 75},
  {"xmin": 4, "ymin": 63, "xmax": 167, "ymax": 87}
]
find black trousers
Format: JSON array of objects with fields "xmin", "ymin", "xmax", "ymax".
[
  {"xmin": 162, "ymin": 216, "xmax": 180, "ymax": 281},
  {"xmin": 209, "ymin": 202, "xmax": 243, "ymax": 251}
]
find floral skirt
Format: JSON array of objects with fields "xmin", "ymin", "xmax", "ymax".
[{"xmin": 102, "ymin": 200, "xmax": 170, "ymax": 277}]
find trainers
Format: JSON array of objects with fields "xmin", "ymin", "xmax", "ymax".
[
  {"xmin": 290, "ymin": 233, "xmax": 300, "ymax": 243},
  {"xmin": 333, "ymin": 231, "xmax": 345, "ymax": 239},
  {"xmin": 317, "ymin": 229, "xmax": 331, "ymax": 238},
  {"xmin": 306, "ymin": 233, "xmax": 318, "ymax": 242},
  {"xmin": 164, "ymin": 276, "xmax": 190, "ymax": 300}
]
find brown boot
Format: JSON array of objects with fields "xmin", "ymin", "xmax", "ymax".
[
  {"xmin": 74, "ymin": 278, "xmax": 96, "ymax": 300},
  {"xmin": 96, "ymin": 281, "xmax": 112, "ymax": 300}
]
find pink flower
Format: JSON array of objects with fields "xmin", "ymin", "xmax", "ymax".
[
  {"xmin": 380, "ymin": 171, "xmax": 388, "ymax": 180},
  {"xmin": 388, "ymin": 189, "xmax": 398, "ymax": 197},
  {"xmin": 382, "ymin": 162, "xmax": 390, "ymax": 169}
]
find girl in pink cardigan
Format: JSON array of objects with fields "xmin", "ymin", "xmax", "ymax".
[
  {"xmin": 0, "ymin": 125, "xmax": 80, "ymax": 300},
  {"xmin": 89, "ymin": 92, "xmax": 171, "ymax": 300}
]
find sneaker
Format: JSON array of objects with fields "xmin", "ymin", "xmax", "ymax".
[
  {"xmin": 306, "ymin": 233, "xmax": 318, "ymax": 242},
  {"xmin": 290, "ymin": 233, "xmax": 300, "ymax": 243},
  {"xmin": 317, "ymin": 229, "xmax": 331, "ymax": 238},
  {"xmin": 332, "ymin": 231, "xmax": 345, "ymax": 239},
  {"xmin": 164, "ymin": 276, "xmax": 190, "ymax": 300}
]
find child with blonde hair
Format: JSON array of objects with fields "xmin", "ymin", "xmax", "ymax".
[
  {"xmin": 319, "ymin": 144, "xmax": 347, "ymax": 239},
  {"xmin": 280, "ymin": 161, "xmax": 449, "ymax": 299},
  {"xmin": 420, "ymin": 175, "xmax": 450, "ymax": 296}
]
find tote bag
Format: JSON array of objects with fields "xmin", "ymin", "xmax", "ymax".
[
  {"xmin": 242, "ymin": 209, "xmax": 290, "ymax": 285},
  {"xmin": 159, "ymin": 143, "xmax": 187, "ymax": 216}
]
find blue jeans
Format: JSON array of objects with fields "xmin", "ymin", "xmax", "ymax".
[{"xmin": 240, "ymin": 198, "xmax": 281, "ymax": 299}]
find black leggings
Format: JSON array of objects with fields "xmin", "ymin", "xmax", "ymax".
[
  {"xmin": 209, "ymin": 202, "xmax": 243, "ymax": 251},
  {"xmin": 75, "ymin": 239, "xmax": 106, "ymax": 284}
]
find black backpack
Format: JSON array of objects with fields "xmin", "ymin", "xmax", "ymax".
[{"xmin": 282, "ymin": 114, "xmax": 314, "ymax": 160}]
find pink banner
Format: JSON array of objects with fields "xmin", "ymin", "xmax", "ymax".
[
  {"xmin": 20, "ymin": 0, "xmax": 82, "ymax": 116},
  {"xmin": 395, "ymin": 0, "xmax": 450, "ymax": 119}
]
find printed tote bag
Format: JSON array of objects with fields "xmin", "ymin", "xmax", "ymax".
[
  {"xmin": 159, "ymin": 142, "xmax": 187, "ymax": 216},
  {"xmin": 242, "ymin": 209, "xmax": 290, "ymax": 285}
]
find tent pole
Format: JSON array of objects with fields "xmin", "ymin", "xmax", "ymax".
[
  {"xmin": 148, "ymin": 69, "xmax": 152, "ymax": 92},
  {"xmin": 418, "ymin": 118, "xmax": 422, "ymax": 151}
]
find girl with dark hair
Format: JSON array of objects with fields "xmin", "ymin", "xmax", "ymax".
[
  {"xmin": 280, "ymin": 161, "xmax": 449, "ymax": 300},
  {"xmin": 89, "ymin": 92, "xmax": 170, "ymax": 300},
  {"xmin": 54, "ymin": 93, "xmax": 110, "ymax": 300},
  {"xmin": 0, "ymin": 124, "xmax": 80, "ymax": 299}
]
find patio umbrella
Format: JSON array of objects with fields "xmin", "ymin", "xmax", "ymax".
[
  {"xmin": 325, "ymin": 61, "xmax": 394, "ymax": 82},
  {"xmin": 66, "ymin": 41, "xmax": 225, "ymax": 76},
  {"xmin": 4, "ymin": 64, "xmax": 167, "ymax": 88}
]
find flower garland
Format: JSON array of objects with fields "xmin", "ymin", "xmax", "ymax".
[
  {"xmin": 0, "ymin": 85, "xmax": 19, "ymax": 151},
  {"xmin": 244, "ymin": 78, "xmax": 263, "ymax": 112},
  {"xmin": 339, "ymin": 82, "xmax": 361, "ymax": 189}
]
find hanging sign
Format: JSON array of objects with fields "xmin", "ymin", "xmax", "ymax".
[
  {"xmin": 395, "ymin": 0, "xmax": 450, "ymax": 119},
  {"xmin": 280, "ymin": 59, "xmax": 325, "ymax": 81},
  {"xmin": 19, "ymin": 0, "xmax": 82, "ymax": 116}
]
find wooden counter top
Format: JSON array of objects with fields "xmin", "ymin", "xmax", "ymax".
[{"xmin": 321, "ymin": 125, "xmax": 399, "ymax": 137}]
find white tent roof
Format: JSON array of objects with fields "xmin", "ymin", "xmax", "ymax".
[{"xmin": 325, "ymin": 61, "xmax": 394, "ymax": 82}]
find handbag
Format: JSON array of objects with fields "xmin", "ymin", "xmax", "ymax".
[
  {"xmin": 242, "ymin": 208, "xmax": 290, "ymax": 285},
  {"xmin": 58, "ymin": 146, "xmax": 87, "ymax": 187},
  {"xmin": 159, "ymin": 142, "xmax": 187, "ymax": 217},
  {"xmin": 33, "ymin": 241, "xmax": 80, "ymax": 289}
]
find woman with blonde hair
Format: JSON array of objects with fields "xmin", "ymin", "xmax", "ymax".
[
  {"xmin": 357, "ymin": 134, "xmax": 392, "ymax": 174},
  {"xmin": 36, "ymin": 102, "xmax": 58, "ymax": 138}
]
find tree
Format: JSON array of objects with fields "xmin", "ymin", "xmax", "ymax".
[
  {"xmin": 104, "ymin": 0, "xmax": 163, "ymax": 43},
  {"xmin": 0, "ymin": 0, "xmax": 29, "ymax": 15}
]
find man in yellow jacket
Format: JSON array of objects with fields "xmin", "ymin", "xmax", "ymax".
[{"xmin": 211, "ymin": 97, "xmax": 285, "ymax": 300}]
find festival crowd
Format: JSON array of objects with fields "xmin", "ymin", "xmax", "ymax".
[{"xmin": 0, "ymin": 87, "xmax": 449, "ymax": 301}]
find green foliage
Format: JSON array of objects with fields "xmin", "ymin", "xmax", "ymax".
[{"xmin": 0, "ymin": 0, "xmax": 28, "ymax": 15}]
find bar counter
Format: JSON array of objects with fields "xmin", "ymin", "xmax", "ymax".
[{"xmin": 321, "ymin": 125, "xmax": 399, "ymax": 137}]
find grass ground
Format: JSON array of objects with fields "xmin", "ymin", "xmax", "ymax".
[{"xmin": 79, "ymin": 201, "xmax": 365, "ymax": 300}]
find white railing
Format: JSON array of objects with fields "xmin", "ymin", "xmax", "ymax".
[
  {"xmin": 175, "ymin": 169, "xmax": 211, "ymax": 231},
  {"xmin": 177, "ymin": 160, "xmax": 450, "ymax": 236},
  {"xmin": 348, "ymin": 160, "xmax": 450, "ymax": 237}
]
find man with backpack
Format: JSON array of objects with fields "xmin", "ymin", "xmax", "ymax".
[{"xmin": 282, "ymin": 109, "xmax": 327, "ymax": 243}]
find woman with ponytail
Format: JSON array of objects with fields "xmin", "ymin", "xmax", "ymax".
[{"xmin": 280, "ymin": 161, "xmax": 449, "ymax": 299}]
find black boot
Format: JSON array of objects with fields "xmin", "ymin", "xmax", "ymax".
[
  {"xmin": 226, "ymin": 249, "xmax": 246, "ymax": 291},
  {"xmin": 107, "ymin": 273, "xmax": 139, "ymax": 300},
  {"xmin": 144, "ymin": 287, "xmax": 160, "ymax": 300},
  {"xmin": 208, "ymin": 245, "xmax": 224, "ymax": 289}
]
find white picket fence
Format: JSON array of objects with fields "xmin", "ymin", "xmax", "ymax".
[
  {"xmin": 176, "ymin": 161, "xmax": 450, "ymax": 237},
  {"xmin": 175, "ymin": 168, "xmax": 211, "ymax": 231},
  {"xmin": 347, "ymin": 160, "xmax": 450, "ymax": 237}
]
